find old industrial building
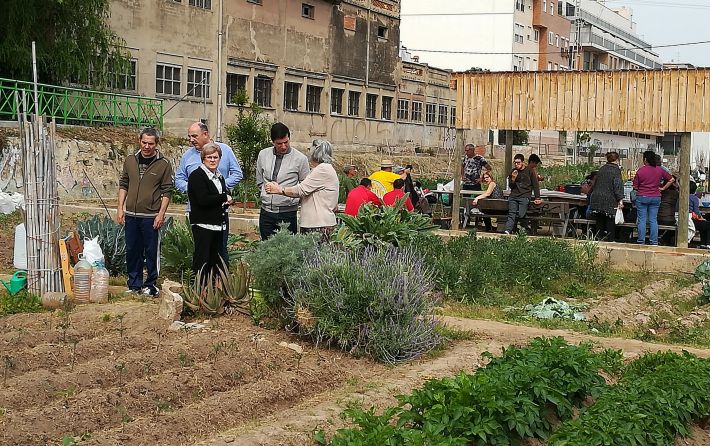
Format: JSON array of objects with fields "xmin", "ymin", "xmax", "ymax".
[{"xmin": 108, "ymin": 0, "xmax": 458, "ymax": 153}]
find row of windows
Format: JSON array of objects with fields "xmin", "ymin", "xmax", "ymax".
[
  {"xmin": 156, "ymin": 64, "xmax": 211, "ymax": 99},
  {"xmin": 172, "ymin": 0, "xmax": 317, "ymax": 19},
  {"xmin": 226, "ymin": 73, "xmax": 451, "ymax": 124},
  {"xmin": 172, "ymin": 0, "xmax": 212, "ymax": 9},
  {"xmin": 397, "ymin": 100, "xmax": 456, "ymax": 127}
]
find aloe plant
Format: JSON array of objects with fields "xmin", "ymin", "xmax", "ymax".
[
  {"xmin": 181, "ymin": 261, "xmax": 251, "ymax": 316},
  {"xmin": 77, "ymin": 215, "xmax": 128, "ymax": 276}
]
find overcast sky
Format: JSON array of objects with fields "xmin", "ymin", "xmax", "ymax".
[{"xmin": 605, "ymin": 0, "xmax": 710, "ymax": 67}]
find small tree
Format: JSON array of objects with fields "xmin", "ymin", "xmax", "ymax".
[{"xmin": 224, "ymin": 89, "xmax": 272, "ymax": 180}]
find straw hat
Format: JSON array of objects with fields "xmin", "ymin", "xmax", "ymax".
[{"xmin": 380, "ymin": 159, "xmax": 394, "ymax": 168}]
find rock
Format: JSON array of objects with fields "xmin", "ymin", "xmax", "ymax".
[
  {"xmin": 158, "ymin": 280, "xmax": 183, "ymax": 321},
  {"xmin": 41, "ymin": 291, "xmax": 69, "ymax": 310},
  {"xmin": 168, "ymin": 321, "xmax": 206, "ymax": 331},
  {"xmin": 278, "ymin": 341, "xmax": 304, "ymax": 355},
  {"xmin": 223, "ymin": 438, "xmax": 235, "ymax": 443},
  {"xmin": 634, "ymin": 311, "xmax": 651, "ymax": 325}
]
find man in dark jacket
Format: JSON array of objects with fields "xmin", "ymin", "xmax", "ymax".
[
  {"xmin": 117, "ymin": 127, "xmax": 173, "ymax": 296},
  {"xmin": 504, "ymin": 153, "xmax": 542, "ymax": 234}
]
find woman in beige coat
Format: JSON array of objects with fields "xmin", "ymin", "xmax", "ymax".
[{"xmin": 265, "ymin": 139, "xmax": 339, "ymax": 240}]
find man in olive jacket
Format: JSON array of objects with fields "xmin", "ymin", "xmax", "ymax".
[{"xmin": 117, "ymin": 127, "xmax": 173, "ymax": 296}]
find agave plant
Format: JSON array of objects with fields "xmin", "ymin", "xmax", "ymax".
[
  {"xmin": 181, "ymin": 261, "xmax": 251, "ymax": 316},
  {"xmin": 218, "ymin": 259, "xmax": 251, "ymax": 315},
  {"xmin": 77, "ymin": 214, "xmax": 128, "ymax": 276}
]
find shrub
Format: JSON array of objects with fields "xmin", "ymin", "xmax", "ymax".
[
  {"xmin": 245, "ymin": 228, "xmax": 318, "ymax": 324},
  {"xmin": 76, "ymin": 214, "xmax": 127, "ymax": 276},
  {"xmin": 334, "ymin": 200, "xmax": 436, "ymax": 249},
  {"xmin": 224, "ymin": 100, "xmax": 271, "ymax": 180},
  {"xmin": 290, "ymin": 245, "xmax": 442, "ymax": 363}
]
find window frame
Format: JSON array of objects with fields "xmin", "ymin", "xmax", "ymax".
[
  {"xmin": 155, "ymin": 63, "xmax": 181, "ymax": 97},
  {"xmin": 283, "ymin": 81, "xmax": 300, "ymax": 111},
  {"xmin": 187, "ymin": 67, "xmax": 211, "ymax": 99},
  {"xmin": 347, "ymin": 90, "xmax": 360, "ymax": 117},
  {"xmin": 301, "ymin": 3, "xmax": 314, "ymax": 19},
  {"xmin": 226, "ymin": 73, "xmax": 248, "ymax": 105},
  {"xmin": 330, "ymin": 88, "xmax": 344, "ymax": 114},
  {"xmin": 253, "ymin": 75, "xmax": 273, "ymax": 107},
  {"xmin": 188, "ymin": 0, "xmax": 211, "ymax": 9},
  {"xmin": 381, "ymin": 96, "xmax": 392, "ymax": 120},
  {"xmin": 366, "ymin": 93, "xmax": 377, "ymax": 119},
  {"xmin": 437, "ymin": 105, "xmax": 448, "ymax": 126},
  {"xmin": 397, "ymin": 99, "xmax": 409, "ymax": 121},
  {"xmin": 411, "ymin": 101, "xmax": 422, "ymax": 122},
  {"xmin": 425, "ymin": 103, "xmax": 436, "ymax": 124},
  {"xmin": 305, "ymin": 85, "xmax": 322, "ymax": 113}
]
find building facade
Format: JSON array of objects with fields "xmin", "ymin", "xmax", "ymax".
[{"xmin": 108, "ymin": 0, "xmax": 456, "ymax": 153}]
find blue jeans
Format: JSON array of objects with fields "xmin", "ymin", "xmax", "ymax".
[
  {"xmin": 125, "ymin": 215, "xmax": 160, "ymax": 290},
  {"xmin": 636, "ymin": 196, "xmax": 661, "ymax": 244}
]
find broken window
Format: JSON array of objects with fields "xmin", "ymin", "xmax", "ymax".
[
  {"xmin": 226, "ymin": 73, "xmax": 247, "ymax": 105},
  {"xmin": 254, "ymin": 76, "xmax": 272, "ymax": 107},
  {"xmin": 330, "ymin": 88, "xmax": 344, "ymax": 114},
  {"xmin": 283, "ymin": 82, "xmax": 300, "ymax": 111},
  {"xmin": 381, "ymin": 96, "xmax": 392, "ymax": 120},
  {"xmin": 306, "ymin": 85, "xmax": 322, "ymax": 113},
  {"xmin": 377, "ymin": 26, "xmax": 387, "ymax": 39}
]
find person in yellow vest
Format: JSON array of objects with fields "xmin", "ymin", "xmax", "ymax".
[{"xmin": 368, "ymin": 160, "xmax": 409, "ymax": 197}]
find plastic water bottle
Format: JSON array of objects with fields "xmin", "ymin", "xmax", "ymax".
[
  {"xmin": 89, "ymin": 266, "xmax": 109, "ymax": 304},
  {"xmin": 73, "ymin": 256, "xmax": 93, "ymax": 304}
]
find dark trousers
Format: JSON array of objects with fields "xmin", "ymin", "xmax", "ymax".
[
  {"xmin": 220, "ymin": 213, "xmax": 229, "ymax": 266},
  {"xmin": 504, "ymin": 197, "xmax": 529, "ymax": 233},
  {"xmin": 658, "ymin": 218, "xmax": 676, "ymax": 246},
  {"xmin": 192, "ymin": 225, "xmax": 225, "ymax": 286},
  {"xmin": 259, "ymin": 210, "xmax": 298, "ymax": 240},
  {"xmin": 595, "ymin": 213, "xmax": 616, "ymax": 241},
  {"xmin": 125, "ymin": 215, "xmax": 160, "ymax": 291},
  {"xmin": 695, "ymin": 219, "xmax": 710, "ymax": 245}
]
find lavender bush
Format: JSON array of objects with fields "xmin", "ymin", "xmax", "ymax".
[{"xmin": 289, "ymin": 246, "xmax": 443, "ymax": 364}]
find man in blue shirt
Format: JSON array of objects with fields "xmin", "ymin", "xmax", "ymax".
[{"xmin": 175, "ymin": 122, "xmax": 243, "ymax": 265}]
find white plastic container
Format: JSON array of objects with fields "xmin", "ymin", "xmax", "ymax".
[
  {"xmin": 89, "ymin": 266, "xmax": 109, "ymax": 304},
  {"xmin": 13, "ymin": 223, "xmax": 27, "ymax": 270},
  {"xmin": 73, "ymin": 257, "xmax": 93, "ymax": 304}
]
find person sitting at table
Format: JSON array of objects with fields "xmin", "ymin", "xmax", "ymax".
[
  {"xmin": 472, "ymin": 170, "xmax": 503, "ymax": 232},
  {"xmin": 689, "ymin": 180, "xmax": 710, "ymax": 248},
  {"xmin": 344, "ymin": 178, "xmax": 382, "ymax": 217},
  {"xmin": 503, "ymin": 153, "xmax": 542, "ymax": 235},
  {"xmin": 383, "ymin": 179, "xmax": 414, "ymax": 212},
  {"xmin": 658, "ymin": 175, "xmax": 679, "ymax": 245},
  {"xmin": 589, "ymin": 152, "xmax": 624, "ymax": 242}
]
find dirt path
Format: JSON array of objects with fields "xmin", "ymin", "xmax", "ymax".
[{"xmin": 197, "ymin": 316, "xmax": 710, "ymax": 446}]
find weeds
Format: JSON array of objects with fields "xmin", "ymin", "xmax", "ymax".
[
  {"xmin": 3, "ymin": 355, "xmax": 14, "ymax": 385},
  {"xmin": 114, "ymin": 312, "xmax": 127, "ymax": 347},
  {"xmin": 114, "ymin": 362, "xmax": 126, "ymax": 385},
  {"xmin": 57, "ymin": 298, "xmax": 74, "ymax": 343}
]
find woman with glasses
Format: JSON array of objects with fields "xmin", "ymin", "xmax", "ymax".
[
  {"xmin": 265, "ymin": 139, "xmax": 339, "ymax": 241},
  {"xmin": 187, "ymin": 143, "xmax": 232, "ymax": 286}
]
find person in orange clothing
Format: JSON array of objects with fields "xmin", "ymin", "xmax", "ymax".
[
  {"xmin": 344, "ymin": 178, "xmax": 382, "ymax": 216},
  {"xmin": 382, "ymin": 179, "xmax": 414, "ymax": 212}
]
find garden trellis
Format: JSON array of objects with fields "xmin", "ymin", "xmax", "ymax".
[{"xmin": 17, "ymin": 94, "xmax": 63, "ymax": 296}]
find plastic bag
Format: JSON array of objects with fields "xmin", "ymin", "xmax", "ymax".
[
  {"xmin": 614, "ymin": 208, "xmax": 624, "ymax": 225},
  {"xmin": 83, "ymin": 236, "xmax": 105, "ymax": 266}
]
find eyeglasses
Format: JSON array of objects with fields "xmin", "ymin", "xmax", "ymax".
[{"xmin": 204, "ymin": 156, "xmax": 220, "ymax": 161}]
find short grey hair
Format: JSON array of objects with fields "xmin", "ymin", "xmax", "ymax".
[{"xmin": 309, "ymin": 139, "xmax": 333, "ymax": 164}]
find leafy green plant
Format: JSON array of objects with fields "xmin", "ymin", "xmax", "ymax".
[
  {"xmin": 76, "ymin": 214, "xmax": 127, "ymax": 276},
  {"xmin": 334, "ymin": 199, "xmax": 436, "ymax": 248},
  {"xmin": 550, "ymin": 351, "xmax": 710, "ymax": 445},
  {"xmin": 160, "ymin": 217, "xmax": 194, "ymax": 281},
  {"xmin": 290, "ymin": 245, "xmax": 443, "ymax": 364},
  {"xmin": 224, "ymin": 98, "xmax": 272, "ymax": 180},
  {"xmin": 325, "ymin": 337, "xmax": 622, "ymax": 445},
  {"xmin": 0, "ymin": 289, "xmax": 42, "ymax": 316},
  {"xmin": 245, "ymin": 228, "xmax": 318, "ymax": 324},
  {"xmin": 538, "ymin": 163, "xmax": 595, "ymax": 189}
]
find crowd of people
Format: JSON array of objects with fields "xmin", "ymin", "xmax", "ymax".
[
  {"xmin": 116, "ymin": 123, "xmax": 434, "ymax": 295},
  {"xmin": 116, "ymin": 124, "xmax": 707, "ymax": 296}
]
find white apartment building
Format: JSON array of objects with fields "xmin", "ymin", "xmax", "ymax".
[{"xmin": 400, "ymin": 0, "xmax": 540, "ymax": 72}]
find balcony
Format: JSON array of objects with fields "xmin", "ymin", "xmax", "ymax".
[{"xmin": 577, "ymin": 30, "xmax": 662, "ymax": 69}]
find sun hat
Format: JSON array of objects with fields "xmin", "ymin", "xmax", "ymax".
[{"xmin": 380, "ymin": 159, "xmax": 394, "ymax": 168}]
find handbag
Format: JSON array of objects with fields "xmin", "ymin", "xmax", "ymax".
[{"xmin": 614, "ymin": 208, "xmax": 624, "ymax": 225}]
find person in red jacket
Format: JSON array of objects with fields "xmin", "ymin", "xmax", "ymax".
[
  {"xmin": 344, "ymin": 178, "xmax": 381, "ymax": 216},
  {"xmin": 382, "ymin": 179, "xmax": 414, "ymax": 212}
]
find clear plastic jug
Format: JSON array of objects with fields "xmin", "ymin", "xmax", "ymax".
[
  {"xmin": 73, "ymin": 256, "xmax": 92, "ymax": 304},
  {"xmin": 89, "ymin": 266, "xmax": 109, "ymax": 304}
]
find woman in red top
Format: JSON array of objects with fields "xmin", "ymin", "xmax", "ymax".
[{"xmin": 632, "ymin": 150, "xmax": 674, "ymax": 245}]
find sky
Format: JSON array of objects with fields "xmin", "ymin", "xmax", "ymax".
[{"xmin": 586, "ymin": 0, "xmax": 710, "ymax": 67}]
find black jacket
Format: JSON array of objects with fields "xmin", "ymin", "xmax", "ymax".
[{"xmin": 187, "ymin": 167, "xmax": 228, "ymax": 226}]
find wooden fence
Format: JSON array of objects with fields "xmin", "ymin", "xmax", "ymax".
[{"xmin": 452, "ymin": 69, "xmax": 710, "ymax": 133}]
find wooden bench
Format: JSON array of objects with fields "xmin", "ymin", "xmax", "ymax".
[
  {"xmin": 467, "ymin": 198, "xmax": 509, "ymax": 230},
  {"xmin": 525, "ymin": 201, "xmax": 570, "ymax": 236}
]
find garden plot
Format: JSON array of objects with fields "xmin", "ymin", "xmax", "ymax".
[{"xmin": 0, "ymin": 300, "xmax": 382, "ymax": 446}]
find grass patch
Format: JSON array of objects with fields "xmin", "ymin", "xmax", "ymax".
[{"xmin": 0, "ymin": 289, "xmax": 43, "ymax": 316}]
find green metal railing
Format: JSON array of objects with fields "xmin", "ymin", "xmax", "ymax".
[{"xmin": 0, "ymin": 78, "xmax": 163, "ymax": 130}]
